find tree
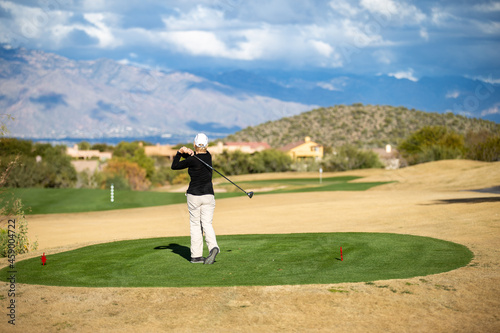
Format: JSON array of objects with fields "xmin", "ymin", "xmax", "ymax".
[
  {"xmin": 321, "ymin": 145, "xmax": 384, "ymax": 171},
  {"xmin": 251, "ymin": 149, "xmax": 293, "ymax": 173},
  {"xmin": 213, "ymin": 150, "xmax": 252, "ymax": 175},
  {"xmin": 398, "ymin": 126, "xmax": 465, "ymax": 165},
  {"xmin": 91, "ymin": 143, "xmax": 114, "ymax": 153},
  {"xmin": 113, "ymin": 142, "xmax": 155, "ymax": 179},
  {"xmin": 102, "ymin": 159, "xmax": 151, "ymax": 191},
  {"xmin": 78, "ymin": 141, "xmax": 91, "ymax": 150},
  {"xmin": 0, "ymin": 139, "xmax": 77, "ymax": 188}
]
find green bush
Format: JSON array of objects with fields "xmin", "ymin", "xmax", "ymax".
[
  {"xmin": 322, "ymin": 145, "xmax": 384, "ymax": 171},
  {"xmin": 150, "ymin": 166, "xmax": 186, "ymax": 186},
  {"xmin": 398, "ymin": 126, "xmax": 465, "ymax": 165},
  {"xmin": 0, "ymin": 199, "xmax": 38, "ymax": 257},
  {"xmin": 0, "ymin": 139, "xmax": 77, "ymax": 188},
  {"xmin": 465, "ymin": 131, "xmax": 500, "ymax": 162},
  {"xmin": 105, "ymin": 174, "xmax": 130, "ymax": 190},
  {"xmin": 212, "ymin": 149, "xmax": 293, "ymax": 175},
  {"xmin": 213, "ymin": 150, "xmax": 252, "ymax": 175},
  {"xmin": 250, "ymin": 149, "xmax": 293, "ymax": 173},
  {"xmin": 113, "ymin": 141, "xmax": 155, "ymax": 178}
]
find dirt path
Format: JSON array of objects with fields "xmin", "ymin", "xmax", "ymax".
[{"xmin": 1, "ymin": 160, "xmax": 499, "ymax": 332}]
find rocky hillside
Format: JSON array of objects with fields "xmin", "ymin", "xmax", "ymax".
[{"xmin": 225, "ymin": 104, "xmax": 500, "ymax": 148}]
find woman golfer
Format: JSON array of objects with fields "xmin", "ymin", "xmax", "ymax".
[{"xmin": 171, "ymin": 133, "xmax": 220, "ymax": 264}]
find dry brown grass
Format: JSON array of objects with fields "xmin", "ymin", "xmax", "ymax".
[{"xmin": 1, "ymin": 160, "xmax": 499, "ymax": 332}]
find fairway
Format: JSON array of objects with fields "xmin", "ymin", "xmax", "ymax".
[
  {"xmin": 8, "ymin": 176, "xmax": 389, "ymax": 214},
  {"xmin": 1, "ymin": 233, "xmax": 473, "ymax": 288}
]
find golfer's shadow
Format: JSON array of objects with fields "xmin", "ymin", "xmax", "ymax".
[{"xmin": 154, "ymin": 243, "xmax": 191, "ymax": 262}]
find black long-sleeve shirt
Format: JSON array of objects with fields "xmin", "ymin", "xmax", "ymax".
[{"xmin": 171, "ymin": 152, "xmax": 214, "ymax": 195}]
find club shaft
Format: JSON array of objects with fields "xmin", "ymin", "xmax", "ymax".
[{"xmin": 193, "ymin": 155, "xmax": 249, "ymax": 195}]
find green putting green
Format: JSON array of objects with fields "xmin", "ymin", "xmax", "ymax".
[{"xmin": 1, "ymin": 233, "xmax": 473, "ymax": 287}]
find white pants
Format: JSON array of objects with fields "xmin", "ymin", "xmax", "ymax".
[{"xmin": 187, "ymin": 194, "xmax": 218, "ymax": 258}]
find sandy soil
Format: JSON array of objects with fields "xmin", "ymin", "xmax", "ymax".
[{"xmin": 1, "ymin": 160, "xmax": 499, "ymax": 332}]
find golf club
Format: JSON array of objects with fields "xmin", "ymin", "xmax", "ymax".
[{"xmin": 193, "ymin": 154, "xmax": 254, "ymax": 199}]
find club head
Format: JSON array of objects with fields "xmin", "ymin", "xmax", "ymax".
[{"xmin": 247, "ymin": 191, "xmax": 254, "ymax": 199}]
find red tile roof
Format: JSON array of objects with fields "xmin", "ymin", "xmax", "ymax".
[{"xmin": 224, "ymin": 142, "xmax": 271, "ymax": 149}]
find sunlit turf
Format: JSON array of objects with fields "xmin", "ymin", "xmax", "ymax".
[
  {"xmin": 231, "ymin": 176, "xmax": 390, "ymax": 193},
  {"xmin": 0, "ymin": 233, "xmax": 473, "ymax": 288},
  {"xmin": 8, "ymin": 176, "xmax": 390, "ymax": 214}
]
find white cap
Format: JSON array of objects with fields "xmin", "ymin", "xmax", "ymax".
[{"xmin": 194, "ymin": 133, "xmax": 208, "ymax": 148}]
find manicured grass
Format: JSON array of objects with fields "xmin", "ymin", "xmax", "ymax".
[
  {"xmin": 9, "ymin": 176, "xmax": 390, "ymax": 215},
  {"xmin": 220, "ymin": 176, "xmax": 388, "ymax": 193},
  {"xmin": 8, "ymin": 188, "xmax": 240, "ymax": 215},
  {"xmin": 0, "ymin": 233, "xmax": 473, "ymax": 287}
]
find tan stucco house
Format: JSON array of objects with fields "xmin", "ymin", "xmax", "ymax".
[{"xmin": 280, "ymin": 137, "xmax": 324, "ymax": 161}]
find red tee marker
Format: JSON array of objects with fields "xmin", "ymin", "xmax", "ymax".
[
  {"xmin": 340, "ymin": 247, "xmax": 343, "ymax": 261},
  {"xmin": 41, "ymin": 253, "xmax": 47, "ymax": 266}
]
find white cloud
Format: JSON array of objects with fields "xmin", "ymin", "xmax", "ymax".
[
  {"xmin": 373, "ymin": 49, "xmax": 393, "ymax": 64},
  {"xmin": 81, "ymin": 0, "xmax": 107, "ymax": 12},
  {"xmin": 317, "ymin": 78, "xmax": 347, "ymax": 91},
  {"xmin": 162, "ymin": 5, "xmax": 227, "ymax": 31},
  {"xmin": 468, "ymin": 75, "xmax": 500, "ymax": 84},
  {"xmin": 420, "ymin": 28, "xmax": 429, "ymax": 41},
  {"xmin": 430, "ymin": 7, "xmax": 455, "ymax": 26},
  {"xmin": 481, "ymin": 104, "xmax": 500, "ymax": 116},
  {"xmin": 82, "ymin": 13, "xmax": 121, "ymax": 48},
  {"xmin": 476, "ymin": 21, "xmax": 500, "ymax": 34},
  {"xmin": 474, "ymin": 2, "xmax": 500, "ymax": 12},
  {"xmin": 388, "ymin": 69, "xmax": 418, "ymax": 82},
  {"xmin": 309, "ymin": 40, "xmax": 333, "ymax": 57},
  {"xmin": 360, "ymin": 0, "xmax": 426, "ymax": 25},
  {"xmin": 446, "ymin": 91, "xmax": 460, "ymax": 99},
  {"xmin": 161, "ymin": 30, "xmax": 237, "ymax": 58},
  {"xmin": 340, "ymin": 19, "xmax": 387, "ymax": 48},
  {"xmin": 0, "ymin": 0, "xmax": 497, "ymax": 76},
  {"xmin": 0, "ymin": 1, "xmax": 121, "ymax": 49},
  {"xmin": 329, "ymin": 0, "xmax": 360, "ymax": 17},
  {"xmin": 158, "ymin": 12, "xmax": 365, "ymax": 66}
]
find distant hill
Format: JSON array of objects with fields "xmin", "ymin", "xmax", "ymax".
[{"xmin": 225, "ymin": 104, "xmax": 500, "ymax": 149}]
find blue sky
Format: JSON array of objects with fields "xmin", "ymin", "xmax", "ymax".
[{"xmin": 1, "ymin": 0, "xmax": 499, "ymax": 81}]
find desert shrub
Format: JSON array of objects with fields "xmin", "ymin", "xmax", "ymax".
[
  {"xmin": 291, "ymin": 157, "xmax": 321, "ymax": 172},
  {"xmin": 113, "ymin": 141, "xmax": 156, "ymax": 178},
  {"xmin": 322, "ymin": 145, "xmax": 384, "ymax": 171},
  {"xmin": 101, "ymin": 159, "xmax": 150, "ymax": 190},
  {"xmin": 465, "ymin": 130, "xmax": 500, "ymax": 162},
  {"xmin": 150, "ymin": 166, "xmax": 186, "ymax": 186},
  {"xmin": 250, "ymin": 149, "xmax": 292, "ymax": 173},
  {"xmin": 398, "ymin": 126, "xmax": 465, "ymax": 165},
  {"xmin": 0, "ymin": 139, "xmax": 77, "ymax": 188},
  {"xmin": 213, "ymin": 149, "xmax": 293, "ymax": 175},
  {"xmin": 0, "ymin": 156, "xmax": 38, "ymax": 256},
  {"xmin": 76, "ymin": 169, "xmax": 101, "ymax": 189},
  {"xmin": 172, "ymin": 173, "xmax": 189, "ymax": 184},
  {"xmin": 213, "ymin": 150, "xmax": 252, "ymax": 176},
  {"xmin": 104, "ymin": 174, "xmax": 130, "ymax": 190},
  {"xmin": 0, "ymin": 198, "xmax": 38, "ymax": 257},
  {"xmin": 91, "ymin": 143, "xmax": 114, "ymax": 152}
]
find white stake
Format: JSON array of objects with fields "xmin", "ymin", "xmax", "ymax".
[{"xmin": 110, "ymin": 183, "xmax": 114, "ymax": 202}]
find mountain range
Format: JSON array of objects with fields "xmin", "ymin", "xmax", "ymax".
[
  {"xmin": 1, "ymin": 46, "xmax": 498, "ymax": 145},
  {"xmin": 0, "ymin": 47, "xmax": 314, "ymax": 143}
]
